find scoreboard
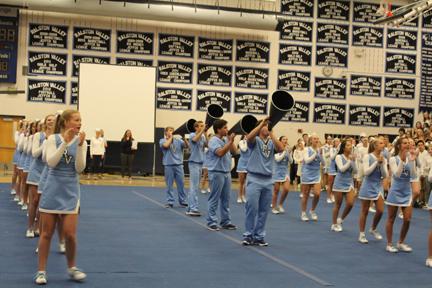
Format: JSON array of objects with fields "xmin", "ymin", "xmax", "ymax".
[{"xmin": 0, "ymin": 7, "xmax": 18, "ymax": 83}]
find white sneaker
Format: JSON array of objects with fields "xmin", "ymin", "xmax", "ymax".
[
  {"xmin": 34, "ymin": 271, "xmax": 47, "ymax": 285},
  {"xmin": 21, "ymin": 204, "xmax": 28, "ymax": 211},
  {"xmin": 386, "ymin": 244, "xmax": 398, "ymax": 253},
  {"xmin": 299, "ymin": 193, "xmax": 303, "ymax": 198},
  {"xmin": 326, "ymin": 198, "xmax": 332, "ymax": 204},
  {"xmin": 201, "ymin": 190, "xmax": 206, "ymax": 194},
  {"xmin": 309, "ymin": 210, "xmax": 318, "ymax": 221},
  {"xmin": 358, "ymin": 232, "xmax": 368, "ymax": 244},
  {"xmin": 237, "ymin": 198, "xmax": 242, "ymax": 204},
  {"xmin": 13, "ymin": 195, "xmax": 19, "ymax": 202},
  {"xmin": 301, "ymin": 212, "xmax": 309, "ymax": 222},
  {"xmin": 369, "ymin": 206, "xmax": 376, "ymax": 213},
  {"xmin": 369, "ymin": 228, "xmax": 383, "ymax": 240},
  {"xmin": 59, "ymin": 242, "xmax": 66, "ymax": 254},
  {"xmin": 423, "ymin": 205, "xmax": 429, "ymax": 210},
  {"xmin": 331, "ymin": 224, "xmax": 342, "ymax": 232},
  {"xmin": 26, "ymin": 229, "xmax": 34, "ymax": 238},
  {"xmin": 10, "ymin": 189, "xmax": 16, "ymax": 195},
  {"xmin": 18, "ymin": 200, "xmax": 23, "ymax": 206},
  {"xmin": 207, "ymin": 188, "xmax": 210, "ymax": 193},
  {"xmin": 68, "ymin": 267, "xmax": 86, "ymax": 281},
  {"xmin": 426, "ymin": 258, "xmax": 432, "ymax": 268},
  {"xmin": 35, "ymin": 247, "xmax": 38, "ymax": 254},
  {"xmin": 278, "ymin": 206, "xmax": 285, "ymax": 213},
  {"xmin": 309, "ymin": 193, "xmax": 314, "ymax": 197},
  {"xmin": 396, "ymin": 242, "xmax": 412, "ymax": 253},
  {"xmin": 241, "ymin": 196, "xmax": 247, "ymax": 203},
  {"xmin": 272, "ymin": 208, "xmax": 280, "ymax": 214},
  {"xmin": 398, "ymin": 211, "xmax": 404, "ymax": 219}
]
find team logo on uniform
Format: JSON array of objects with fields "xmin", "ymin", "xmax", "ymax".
[
  {"xmin": 261, "ymin": 140, "xmax": 271, "ymax": 158},
  {"xmin": 63, "ymin": 149, "xmax": 73, "ymax": 164}
]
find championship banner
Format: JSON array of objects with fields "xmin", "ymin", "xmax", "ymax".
[
  {"xmin": 235, "ymin": 67, "xmax": 269, "ymax": 89},
  {"xmin": 29, "ymin": 24, "xmax": 68, "ymax": 49},
  {"xmin": 116, "ymin": 58, "xmax": 153, "ymax": 67},
  {"xmin": 281, "ymin": 0, "xmax": 314, "ymax": 17},
  {"xmin": 196, "ymin": 90, "xmax": 231, "ymax": 112},
  {"xmin": 281, "ymin": 101, "xmax": 309, "ymax": 123},
  {"xmin": 385, "ymin": 52, "xmax": 416, "ymax": 74},
  {"xmin": 350, "ymin": 75, "xmax": 382, "ymax": 97},
  {"xmin": 159, "ymin": 34, "xmax": 194, "ymax": 58},
  {"xmin": 72, "ymin": 55, "xmax": 110, "ymax": 77},
  {"xmin": 348, "ymin": 105, "xmax": 381, "ymax": 127},
  {"xmin": 234, "ymin": 92, "xmax": 268, "ymax": 114},
  {"xmin": 116, "ymin": 31, "xmax": 153, "ymax": 55},
  {"xmin": 70, "ymin": 82, "xmax": 78, "ymax": 105},
  {"xmin": 279, "ymin": 44, "xmax": 312, "ymax": 66},
  {"xmin": 278, "ymin": 70, "xmax": 310, "ymax": 92},
  {"xmin": 316, "ymin": 46, "xmax": 348, "ymax": 67},
  {"xmin": 315, "ymin": 77, "xmax": 347, "ymax": 99},
  {"xmin": 316, "ymin": 23, "xmax": 349, "ymax": 45},
  {"xmin": 236, "ymin": 40, "xmax": 270, "ymax": 63},
  {"xmin": 420, "ymin": 32, "xmax": 432, "ymax": 111},
  {"xmin": 156, "ymin": 87, "xmax": 192, "ymax": 110},
  {"xmin": 384, "ymin": 77, "xmax": 416, "ymax": 99},
  {"xmin": 28, "ymin": 51, "xmax": 67, "ymax": 76},
  {"xmin": 317, "ymin": 0, "xmax": 350, "ymax": 21},
  {"xmin": 278, "ymin": 20, "xmax": 313, "ymax": 42},
  {"xmin": 352, "ymin": 26, "xmax": 384, "ymax": 47},
  {"xmin": 197, "ymin": 64, "xmax": 232, "ymax": 87},
  {"xmin": 198, "ymin": 37, "xmax": 233, "ymax": 61},
  {"xmin": 313, "ymin": 103, "xmax": 346, "ymax": 125},
  {"xmin": 73, "ymin": 27, "xmax": 111, "ymax": 52},
  {"xmin": 353, "ymin": 2, "xmax": 381, "ymax": 23},
  {"xmin": 27, "ymin": 79, "xmax": 66, "ymax": 104},
  {"xmin": 157, "ymin": 61, "xmax": 193, "ymax": 84},
  {"xmin": 383, "ymin": 107, "xmax": 414, "ymax": 128},
  {"xmin": 387, "ymin": 28, "xmax": 417, "ymax": 51}
]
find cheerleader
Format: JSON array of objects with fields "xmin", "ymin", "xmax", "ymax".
[
  {"xmin": 293, "ymin": 139, "xmax": 305, "ymax": 191},
  {"xmin": 26, "ymin": 116, "xmax": 55, "ymax": 238},
  {"xmin": 408, "ymin": 138, "xmax": 421, "ymax": 205},
  {"xmin": 21, "ymin": 122, "xmax": 37, "ymax": 210},
  {"xmin": 271, "ymin": 136, "xmax": 292, "ymax": 214},
  {"xmin": 300, "ymin": 134, "xmax": 324, "ymax": 221},
  {"xmin": 35, "ymin": 110, "xmax": 87, "ymax": 284},
  {"xmin": 10, "ymin": 120, "xmax": 23, "ymax": 196},
  {"xmin": 331, "ymin": 139, "xmax": 357, "ymax": 232},
  {"xmin": 322, "ymin": 136, "xmax": 333, "ymax": 203},
  {"xmin": 385, "ymin": 136, "xmax": 416, "ymax": 253},
  {"xmin": 426, "ymin": 167, "xmax": 432, "ymax": 267},
  {"xmin": 236, "ymin": 135, "xmax": 250, "ymax": 203},
  {"xmin": 326, "ymin": 138, "xmax": 340, "ymax": 204},
  {"xmin": 15, "ymin": 122, "xmax": 27, "ymax": 203},
  {"xmin": 358, "ymin": 138, "xmax": 388, "ymax": 243}
]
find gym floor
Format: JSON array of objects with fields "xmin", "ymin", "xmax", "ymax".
[{"xmin": 0, "ymin": 175, "xmax": 430, "ymax": 288}]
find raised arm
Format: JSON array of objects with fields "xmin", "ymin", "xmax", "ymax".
[
  {"xmin": 303, "ymin": 148, "xmax": 317, "ymax": 164},
  {"xmin": 46, "ymin": 135, "xmax": 69, "ymax": 168},
  {"xmin": 269, "ymin": 131, "xmax": 284, "ymax": 153},
  {"xmin": 75, "ymin": 139, "xmax": 88, "ymax": 173},
  {"xmin": 274, "ymin": 150, "xmax": 287, "ymax": 162},
  {"xmin": 389, "ymin": 157, "xmax": 405, "ymax": 178},
  {"xmin": 335, "ymin": 155, "xmax": 352, "ymax": 172}
]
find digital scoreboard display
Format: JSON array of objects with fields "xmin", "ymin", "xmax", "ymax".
[{"xmin": 0, "ymin": 7, "xmax": 18, "ymax": 83}]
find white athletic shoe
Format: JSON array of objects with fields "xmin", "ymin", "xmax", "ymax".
[
  {"xmin": 201, "ymin": 190, "xmax": 206, "ymax": 194},
  {"xmin": 426, "ymin": 258, "xmax": 432, "ymax": 268},
  {"xmin": 21, "ymin": 204, "xmax": 28, "ymax": 211},
  {"xmin": 59, "ymin": 242, "xmax": 66, "ymax": 254},
  {"xmin": 326, "ymin": 198, "xmax": 332, "ymax": 204},
  {"xmin": 386, "ymin": 244, "xmax": 398, "ymax": 253},
  {"xmin": 278, "ymin": 206, "xmax": 285, "ymax": 213},
  {"xmin": 301, "ymin": 212, "xmax": 309, "ymax": 222},
  {"xmin": 272, "ymin": 208, "xmax": 280, "ymax": 215},
  {"xmin": 35, "ymin": 247, "xmax": 38, "ymax": 254},
  {"xmin": 207, "ymin": 188, "xmax": 210, "ymax": 193},
  {"xmin": 10, "ymin": 189, "xmax": 16, "ymax": 195},
  {"xmin": 299, "ymin": 193, "xmax": 303, "ymax": 198},
  {"xmin": 34, "ymin": 271, "xmax": 47, "ymax": 285},
  {"xmin": 369, "ymin": 206, "xmax": 376, "ymax": 213},
  {"xmin": 309, "ymin": 210, "xmax": 318, "ymax": 221},
  {"xmin": 68, "ymin": 267, "xmax": 86, "ymax": 282},
  {"xmin": 237, "ymin": 198, "xmax": 242, "ymax": 204},
  {"xmin": 309, "ymin": 193, "xmax": 314, "ymax": 197},
  {"xmin": 331, "ymin": 224, "xmax": 342, "ymax": 232},
  {"xmin": 13, "ymin": 195, "xmax": 19, "ymax": 202},
  {"xmin": 18, "ymin": 200, "xmax": 23, "ymax": 206},
  {"xmin": 241, "ymin": 196, "xmax": 247, "ymax": 203},
  {"xmin": 396, "ymin": 242, "xmax": 413, "ymax": 253},
  {"xmin": 369, "ymin": 229, "xmax": 383, "ymax": 240},
  {"xmin": 26, "ymin": 229, "xmax": 34, "ymax": 238},
  {"xmin": 398, "ymin": 211, "xmax": 404, "ymax": 219},
  {"xmin": 358, "ymin": 232, "xmax": 368, "ymax": 244}
]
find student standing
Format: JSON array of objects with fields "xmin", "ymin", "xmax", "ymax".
[
  {"xmin": 236, "ymin": 135, "xmax": 250, "ymax": 203},
  {"xmin": 120, "ymin": 130, "xmax": 135, "ymax": 180},
  {"xmin": 90, "ymin": 129, "xmax": 106, "ymax": 179},
  {"xmin": 271, "ymin": 136, "xmax": 292, "ymax": 214},
  {"xmin": 159, "ymin": 127, "xmax": 188, "ymax": 208}
]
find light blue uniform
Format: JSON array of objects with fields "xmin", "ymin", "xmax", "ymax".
[
  {"xmin": 333, "ymin": 154, "xmax": 356, "ymax": 192},
  {"xmin": 328, "ymin": 147, "xmax": 338, "ymax": 176},
  {"xmin": 428, "ymin": 191, "xmax": 432, "ymax": 210},
  {"xmin": 244, "ymin": 137, "xmax": 275, "ymax": 242},
  {"xmin": 187, "ymin": 133, "xmax": 206, "ymax": 212},
  {"xmin": 206, "ymin": 136, "xmax": 233, "ymax": 227},
  {"xmin": 27, "ymin": 133, "xmax": 46, "ymax": 185},
  {"xmin": 272, "ymin": 150, "xmax": 291, "ymax": 183},
  {"xmin": 12, "ymin": 132, "xmax": 21, "ymax": 165},
  {"xmin": 159, "ymin": 137, "xmax": 187, "ymax": 206},
  {"xmin": 237, "ymin": 142, "xmax": 251, "ymax": 173},
  {"xmin": 38, "ymin": 166, "xmax": 48, "ymax": 194},
  {"xmin": 39, "ymin": 135, "xmax": 81, "ymax": 214},
  {"xmin": 386, "ymin": 156, "xmax": 414, "ymax": 207},
  {"xmin": 359, "ymin": 154, "xmax": 385, "ymax": 200},
  {"xmin": 23, "ymin": 148, "xmax": 33, "ymax": 173},
  {"xmin": 301, "ymin": 147, "xmax": 323, "ymax": 184}
]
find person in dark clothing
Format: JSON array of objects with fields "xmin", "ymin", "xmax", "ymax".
[{"xmin": 120, "ymin": 130, "xmax": 136, "ymax": 179}]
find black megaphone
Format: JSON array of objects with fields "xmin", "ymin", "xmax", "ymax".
[
  {"xmin": 228, "ymin": 115, "xmax": 258, "ymax": 135},
  {"xmin": 205, "ymin": 104, "xmax": 224, "ymax": 131},
  {"xmin": 173, "ymin": 119, "xmax": 196, "ymax": 136},
  {"xmin": 268, "ymin": 90, "xmax": 294, "ymax": 130}
]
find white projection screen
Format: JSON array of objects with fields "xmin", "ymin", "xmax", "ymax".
[{"xmin": 78, "ymin": 63, "xmax": 156, "ymax": 142}]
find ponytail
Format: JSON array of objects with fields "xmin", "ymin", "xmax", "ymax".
[{"xmin": 54, "ymin": 109, "xmax": 78, "ymax": 133}]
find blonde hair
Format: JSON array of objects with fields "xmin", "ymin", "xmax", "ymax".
[{"xmin": 54, "ymin": 109, "xmax": 79, "ymax": 133}]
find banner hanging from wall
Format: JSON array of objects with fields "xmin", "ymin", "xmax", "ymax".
[
  {"xmin": 28, "ymin": 51, "xmax": 67, "ymax": 76},
  {"xmin": 352, "ymin": 26, "xmax": 384, "ymax": 47},
  {"xmin": 353, "ymin": 2, "xmax": 381, "ymax": 23},
  {"xmin": 385, "ymin": 53, "xmax": 416, "ymax": 74},
  {"xmin": 387, "ymin": 29, "xmax": 417, "ymax": 51},
  {"xmin": 70, "ymin": 82, "xmax": 78, "ymax": 105},
  {"xmin": 281, "ymin": 0, "xmax": 314, "ymax": 17},
  {"xmin": 196, "ymin": 90, "xmax": 231, "ymax": 112},
  {"xmin": 156, "ymin": 88, "xmax": 192, "ymax": 110},
  {"xmin": 313, "ymin": 103, "xmax": 346, "ymax": 125},
  {"xmin": 116, "ymin": 31, "xmax": 153, "ymax": 55},
  {"xmin": 420, "ymin": 32, "xmax": 432, "ymax": 112},
  {"xmin": 157, "ymin": 61, "xmax": 193, "ymax": 84},
  {"xmin": 423, "ymin": 10, "xmax": 432, "ymax": 29},
  {"xmin": 236, "ymin": 40, "xmax": 270, "ymax": 63},
  {"xmin": 0, "ymin": 8, "xmax": 19, "ymax": 83},
  {"xmin": 235, "ymin": 67, "xmax": 269, "ymax": 89},
  {"xmin": 29, "ymin": 24, "xmax": 68, "ymax": 49},
  {"xmin": 278, "ymin": 20, "xmax": 313, "ymax": 42},
  {"xmin": 278, "ymin": 70, "xmax": 310, "ymax": 92},
  {"xmin": 317, "ymin": 0, "xmax": 350, "ymax": 21},
  {"xmin": 316, "ymin": 23, "xmax": 349, "ymax": 45},
  {"xmin": 348, "ymin": 105, "xmax": 381, "ymax": 127},
  {"xmin": 315, "ymin": 78, "xmax": 347, "ymax": 99},
  {"xmin": 72, "ymin": 55, "xmax": 110, "ymax": 77},
  {"xmin": 383, "ymin": 107, "xmax": 414, "ymax": 128},
  {"xmin": 350, "ymin": 75, "xmax": 382, "ymax": 97},
  {"xmin": 73, "ymin": 27, "xmax": 111, "ymax": 52},
  {"xmin": 234, "ymin": 92, "xmax": 268, "ymax": 114},
  {"xmin": 281, "ymin": 101, "xmax": 310, "ymax": 123},
  {"xmin": 384, "ymin": 77, "xmax": 416, "ymax": 100},
  {"xmin": 198, "ymin": 37, "xmax": 233, "ymax": 61},
  {"xmin": 27, "ymin": 79, "xmax": 66, "ymax": 104},
  {"xmin": 197, "ymin": 64, "xmax": 232, "ymax": 87},
  {"xmin": 279, "ymin": 44, "xmax": 312, "ymax": 66},
  {"xmin": 392, "ymin": 5, "xmax": 418, "ymax": 27},
  {"xmin": 316, "ymin": 46, "xmax": 348, "ymax": 67},
  {"xmin": 116, "ymin": 58, "xmax": 153, "ymax": 67},
  {"xmin": 158, "ymin": 34, "xmax": 194, "ymax": 58}
]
